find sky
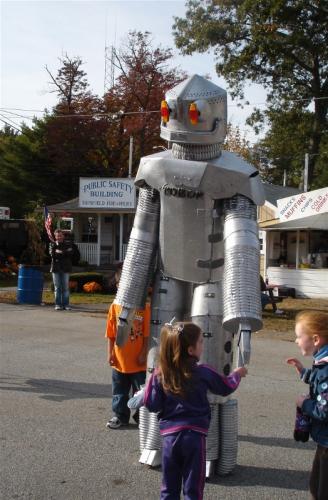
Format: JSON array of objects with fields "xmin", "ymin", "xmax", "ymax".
[{"xmin": 1, "ymin": 0, "xmax": 268, "ymax": 143}]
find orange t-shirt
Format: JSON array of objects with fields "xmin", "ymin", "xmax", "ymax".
[{"xmin": 105, "ymin": 302, "xmax": 150, "ymax": 373}]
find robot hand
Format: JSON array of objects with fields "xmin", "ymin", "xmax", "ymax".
[
  {"xmin": 116, "ymin": 307, "xmax": 135, "ymax": 347},
  {"xmin": 237, "ymin": 326, "xmax": 251, "ymax": 367}
]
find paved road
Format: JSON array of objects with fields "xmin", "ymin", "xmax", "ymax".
[{"xmin": 0, "ymin": 303, "xmax": 314, "ymax": 500}]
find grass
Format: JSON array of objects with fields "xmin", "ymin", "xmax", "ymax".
[
  {"xmin": 43, "ymin": 291, "xmax": 114, "ymax": 305},
  {"xmin": 0, "ymin": 289, "xmax": 114, "ymax": 306},
  {"xmin": 259, "ymin": 297, "xmax": 328, "ymax": 341}
]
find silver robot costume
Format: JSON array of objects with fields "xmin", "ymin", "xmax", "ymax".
[{"xmin": 114, "ymin": 74, "xmax": 265, "ymax": 476}]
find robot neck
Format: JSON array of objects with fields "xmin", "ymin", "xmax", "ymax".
[{"xmin": 171, "ymin": 142, "xmax": 222, "ymax": 161}]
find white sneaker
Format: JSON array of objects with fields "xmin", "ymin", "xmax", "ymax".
[
  {"xmin": 55, "ymin": 306, "xmax": 62, "ymax": 311},
  {"xmin": 64, "ymin": 306, "xmax": 72, "ymax": 310},
  {"xmin": 106, "ymin": 416, "xmax": 128, "ymax": 429},
  {"xmin": 275, "ymin": 309, "xmax": 284, "ymax": 315}
]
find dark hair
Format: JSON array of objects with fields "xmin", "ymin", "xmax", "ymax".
[{"xmin": 158, "ymin": 322, "xmax": 201, "ymax": 398}]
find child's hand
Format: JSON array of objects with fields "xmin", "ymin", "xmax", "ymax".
[
  {"xmin": 286, "ymin": 358, "xmax": 304, "ymax": 374},
  {"xmin": 296, "ymin": 394, "xmax": 309, "ymax": 408},
  {"xmin": 233, "ymin": 366, "xmax": 248, "ymax": 378},
  {"xmin": 108, "ymin": 353, "xmax": 116, "ymax": 366}
]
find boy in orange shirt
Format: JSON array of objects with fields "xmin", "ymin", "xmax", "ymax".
[{"xmin": 105, "ymin": 302, "xmax": 150, "ymax": 428}]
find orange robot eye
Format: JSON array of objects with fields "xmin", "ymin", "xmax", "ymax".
[
  {"xmin": 161, "ymin": 100, "xmax": 170, "ymax": 123},
  {"xmin": 188, "ymin": 102, "xmax": 199, "ymax": 125}
]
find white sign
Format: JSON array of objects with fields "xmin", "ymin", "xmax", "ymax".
[
  {"xmin": 79, "ymin": 178, "xmax": 136, "ymax": 209},
  {"xmin": 277, "ymin": 187, "xmax": 328, "ymax": 222}
]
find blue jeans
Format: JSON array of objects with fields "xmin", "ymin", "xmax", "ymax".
[
  {"xmin": 111, "ymin": 368, "xmax": 146, "ymax": 423},
  {"xmin": 261, "ymin": 293, "xmax": 271, "ymax": 308},
  {"xmin": 52, "ymin": 272, "xmax": 70, "ymax": 308}
]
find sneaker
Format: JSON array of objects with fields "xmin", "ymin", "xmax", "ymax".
[
  {"xmin": 55, "ymin": 306, "xmax": 62, "ymax": 311},
  {"xmin": 132, "ymin": 412, "xmax": 139, "ymax": 425},
  {"xmin": 64, "ymin": 306, "xmax": 72, "ymax": 310},
  {"xmin": 275, "ymin": 309, "xmax": 284, "ymax": 315},
  {"xmin": 106, "ymin": 416, "xmax": 128, "ymax": 429}
]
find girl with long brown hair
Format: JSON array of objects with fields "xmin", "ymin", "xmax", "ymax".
[{"xmin": 144, "ymin": 321, "xmax": 247, "ymax": 500}]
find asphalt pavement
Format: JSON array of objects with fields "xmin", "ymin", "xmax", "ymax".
[{"xmin": 0, "ymin": 303, "xmax": 315, "ymax": 500}]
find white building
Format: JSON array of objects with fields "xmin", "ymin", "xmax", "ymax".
[
  {"xmin": 259, "ymin": 185, "xmax": 328, "ymax": 298},
  {"xmin": 47, "ymin": 178, "xmax": 136, "ymax": 266}
]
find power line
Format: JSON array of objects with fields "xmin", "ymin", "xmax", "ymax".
[
  {"xmin": 1, "ymin": 95, "xmax": 328, "ymax": 117},
  {"xmin": 0, "ymin": 108, "xmax": 160, "ymax": 119},
  {"xmin": 1, "ymin": 110, "xmax": 35, "ymax": 120},
  {"xmin": 0, "ymin": 115, "xmax": 22, "ymax": 133}
]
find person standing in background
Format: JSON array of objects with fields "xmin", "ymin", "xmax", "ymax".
[{"xmin": 49, "ymin": 229, "xmax": 74, "ymax": 311}]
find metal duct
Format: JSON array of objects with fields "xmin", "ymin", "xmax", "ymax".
[
  {"xmin": 217, "ymin": 399, "xmax": 238, "ymax": 476},
  {"xmin": 172, "ymin": 142, "xmax": 221, "ymax": 161},
  {"xmin": 222, "ymin": 195, "xmax": 262, "ymax": 333},
  {"xmin": 115, "ymin": 187, "xmax": 160, "ymax": 309}
]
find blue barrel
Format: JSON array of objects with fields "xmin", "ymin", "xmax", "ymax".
[{"xmin": 17, "ymin": 265, "xmax": 44, "ymax": 305}]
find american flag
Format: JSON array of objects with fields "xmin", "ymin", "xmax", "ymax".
[{"xmin": 44, "ymin": 206, "xmax": 54, "ymax": 242}]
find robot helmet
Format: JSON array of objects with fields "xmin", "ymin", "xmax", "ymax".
[{"xmin": 160, "ymin": 74, "xmax": 227, "ymax": 145}]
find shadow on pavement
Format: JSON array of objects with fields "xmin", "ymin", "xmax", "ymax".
[
  {"xmin": 0, "ymin": 375, "xmax": 111, "ymax": 402},
  {"xmin": 209, "ymin": 464, "xmax": 308, "ymax": 490},
  {"xmin": 239, "ymin": 433, "xmax": 316, "ymax": 450}
]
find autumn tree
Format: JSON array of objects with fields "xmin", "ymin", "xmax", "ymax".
[
  {"xmin": 44, "ymin": 55, "xmax": 107, "ymax": 200},
  {"xmin": 46, "ymin": 54, "xmax": 90, "ymax": 113},
  {"xmin": 173, "ymin": 1, "xmax": 328, "ymax": 188},
  {"xmin": 223, "ymin": 124, "xmax": 254, "ymax": 162},
  {"xmin": 103, "ymin": 31, "xmax": 187, "ymax": 176}
]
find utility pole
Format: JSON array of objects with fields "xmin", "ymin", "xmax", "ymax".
[
  {"xmin": 128, "ymin": 136, "xmax": 133, "ymax": 178},
  {"xmin": 283, "ymin": 169, "xmax": 287, "ymax": 187},
  {"xmin": 304, "ymin": 153, "xmax": 309, "ymax": 192}
]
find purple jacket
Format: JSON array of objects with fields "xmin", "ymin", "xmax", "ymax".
[{"xmin": 143, "ymin": 362, "xmax": 241, "ymax": 436}]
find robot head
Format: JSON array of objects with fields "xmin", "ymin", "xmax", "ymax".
[{"xmin": 160, "ymin": 74, "xmax": 227, "ymax": 145}]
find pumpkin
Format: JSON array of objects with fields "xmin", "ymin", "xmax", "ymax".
[
  {"xmin": 69, "ymin": 280, "xmax": 78, "ymax": 292},
  {"xmin": 83, "ymin": 281, "xmax": 102, "ymax": 293},
  {"xmin": 1, "ymin": 267, "xmax": 11, "ymax": 274}
]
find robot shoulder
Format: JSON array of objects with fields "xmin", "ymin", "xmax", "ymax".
[{"xmin": 135, "ymin": 150, "xmax": 265, "ymax": 205}]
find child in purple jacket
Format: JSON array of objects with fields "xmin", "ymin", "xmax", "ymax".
[{"xmin": 143, "ymin": 321, "xmax": 247, "ymax": 500}]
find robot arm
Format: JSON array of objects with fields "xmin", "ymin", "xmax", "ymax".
[
  {"xmin": 114, "ymin": 186, "xmax": 160, "ymax": 346},
  {"xmin": 222, "ymin": 194, "xmax": 262, "ymax": 366}
]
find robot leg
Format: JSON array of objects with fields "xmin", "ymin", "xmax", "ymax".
[
  {"xmin": 139, "ymin": 273, "xmax": 192, "ymax": 467},
  {"xmin": 191, "ymin": 282, "xmax": 237, "ymax": 477}
]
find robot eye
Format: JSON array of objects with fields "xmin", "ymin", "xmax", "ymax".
[
  {"xmin": 161, "ymin": 100, "xmax": 170, "ymax": 124},
  {"xmin": 189, "ymin": 100, "xmax": 211, "ymax": 125},
  {"xmin": 188, "ymin": 102, "xmax": 200, "ymax": 125}
]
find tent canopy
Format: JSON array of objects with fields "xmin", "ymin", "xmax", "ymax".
[{"xmin": 263, "ymin": 213, "xmax": 328, "ymax": 231}]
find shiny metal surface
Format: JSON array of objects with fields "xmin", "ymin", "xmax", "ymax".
[
  {"xmin": 115, "ymin": 187, "xmax": 160, "ymax": 310},
  {"xmin": 160, "ymin": 74, "xmax": 227, "ymax": 145},
  {"xmin": 159, "ymin": 192, "xmax": 224, "ymax": 283},
  {"xmin": 150, "ymin": 273, "xmax": 192, "ymax": 346},
  {"xmin": 172, "ymin": 142, "xmax": 221, "ymax": 161},
  {"xmin": 136, "ymin": 150, "xmax": 265, "ymax": 206},
  {"xmin": 206, "ymin": 404, "xmax": 219, "ymax": 461},
  {"xmin": 191, "ymin": 282, "xmax": 234, "ymax": 379},
  {"xmin": 222, "ymin": 195, "xmax": 262, "ymax": 333},
  {"xmin": 217, "ymin": 399, "xmax": 238, "ymax": 476}
]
